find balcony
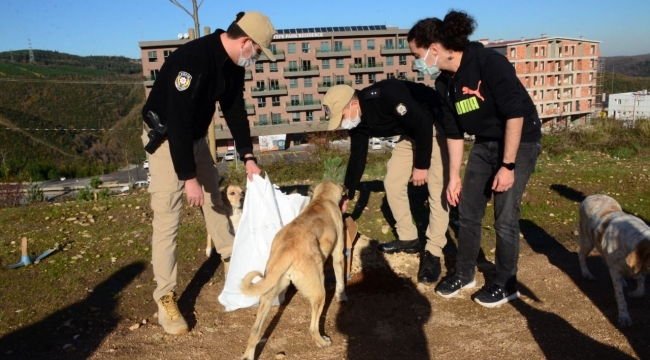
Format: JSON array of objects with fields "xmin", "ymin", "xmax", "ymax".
[
  {"xmin": 143, "ymin": 76, "xmax": 156, "ymax": 86},
  {"xmin": 283, "ymin": 65, "xmax": 320, "ymax": 78},
  {"xmin": 285, "ymin": 99, "xmax": 322, "ymax": 112},
  {"xmin": 315, "ymin": 46, "xmax": 352, "ymax": 58},
  {"xmin": 254, "ymin": 119, "xmax": 290, "ymax": 126},
  {"xmin": 349, "ymin": 62, "xmax": 384, "ymax": 74},
  {"xmin": 380, "ymin": 44, "xmax": 411, "ymax": 55},
  {"xmin": 258, "ymin": 49, "xmax": 286, "ymax": 62},
  {"xmin": 250, "ymin": 84, "xmax": 288, "ymax": 97},
  {"xmin": 317, "ymin": 80, "xmax": 352, "ymax": 93},
  {"xmin": 244, "ymin": 69, "xmax": 252, "ymax": 80}
]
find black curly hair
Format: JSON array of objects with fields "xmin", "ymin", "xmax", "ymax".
[{"xmin": 407, "ymin": 10, "xmax": 477, "ymax": 52}]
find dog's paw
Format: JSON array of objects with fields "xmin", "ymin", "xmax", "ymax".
[
  {"xmin": 336, "ymin": 292, "xmax": 348, "ymax": 302},
  {"xmin": 618, "ymin": 313, "xmax": 633, "ymax": 327},
  {"xmin": 316, "ymin": 335, "xmax": 332, "ymax": 348}
]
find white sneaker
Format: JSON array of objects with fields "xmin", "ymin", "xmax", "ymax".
[{"xmin": 157, "ymin": 291, "xmax": 188, "ymax": 334}]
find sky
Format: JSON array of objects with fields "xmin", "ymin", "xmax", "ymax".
[{"xmin": 1, "ymin": 0, "xmax": 649, "ymax": 60}]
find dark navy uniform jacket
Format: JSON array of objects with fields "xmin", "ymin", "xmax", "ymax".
[
  {"xmin": 344, "ymin": 79, "xmax": 453, "ymax": 199},
  {"xmin": 142, "ymin": 30, "xmax": 253, "ymax": 180}
]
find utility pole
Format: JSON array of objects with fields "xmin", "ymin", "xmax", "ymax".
[
  {"xmin": 28, "ymin": 38, "xmax": 34, "ymax": 64},
  {"xmin": 611, "ymin": 64, "xmax": 615, "ymax": 95},
  {"xmin": 631, "ymin": 91, "xmax": 646, "ymax": 126}
]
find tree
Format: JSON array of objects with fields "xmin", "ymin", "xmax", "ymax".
[{"xmin": 169, "ymin": 0, "xmax": 204, "ymax": 38}]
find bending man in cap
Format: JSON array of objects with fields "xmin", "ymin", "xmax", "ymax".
[
  {"xmin": 141, "ymin": 11, "xmax": 276, "ymax": 334},
  {"xmin": 323, "ymin": 79, "xmax": 454, "ymax": 284}
]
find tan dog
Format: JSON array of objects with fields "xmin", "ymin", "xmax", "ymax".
[
  {"xmin": 240, "ymin": 181, "xmax": 348, "ymax": 360},
  {"xmin": 205, "ymin": 184, "xmax": 245, "ymax": 257},
  {"xmin": 578, "ymin": 194, "xmax": 650, "ymax": 326}
]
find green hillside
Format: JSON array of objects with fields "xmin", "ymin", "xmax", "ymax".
[{"xmin": 0, "ymin": 51, "xmax": 145, "ymax": 181}]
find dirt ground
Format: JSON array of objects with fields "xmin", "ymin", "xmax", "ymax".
[{"xmin": 6, "ymin": 229, "xmax": 648, "ymax": 360}]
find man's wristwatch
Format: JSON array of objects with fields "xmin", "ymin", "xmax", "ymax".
[
  {"xmin": 500, "ymin": 162, "xmax": 516, "ymax": 170},
  {"xmin": 242, "ymin": 156, "xmax": 257, "ymax": 164}
]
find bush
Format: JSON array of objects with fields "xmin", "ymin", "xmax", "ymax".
[
  {"xmin": 97, "ymin": 188, "xmax": 110, "ymax": 200},
  {"xmin": 26, "ymin": 181, "xmax": 45, "ymax": 204},
  {"xmin": 90, "ymin": 176, "xmax": 102, "ymax": 189},
  {"xmin": 76, "ymin": 185, "xmax": 93, "ymax": 201}
]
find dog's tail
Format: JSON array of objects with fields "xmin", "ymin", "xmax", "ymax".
[{"xmin": 241, "ymin": 249, "xmax": 292, "ymax": 297}]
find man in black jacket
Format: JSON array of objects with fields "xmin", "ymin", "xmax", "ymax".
[
  {"xmin": 141, "ymin": 11, "xmax": 276, "ymax": 334},
  {"xmin": 323, "ymin": 80, "xmax": 455, "ymax": 284}
]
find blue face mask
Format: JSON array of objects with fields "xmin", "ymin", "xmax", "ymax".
[{"xmin": 414, "ymin": 48, "xmax": 440, "ymax": 78}]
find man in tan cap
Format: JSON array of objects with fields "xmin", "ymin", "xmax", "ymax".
[
  {"xmin": 141, "ymin": 11, "xmax": 276, "ymax": 334},
  {"xmin": 323, "ymin": 79, "xmax": 457, "ymax": 286}
]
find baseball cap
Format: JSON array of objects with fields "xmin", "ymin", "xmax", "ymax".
[
  {"xmin": 323, "ymin": 85, "xmax": 355, "ymax": 130},
  {"xmin": 236, "ymin": 11, "xmax": 277, "ymax": 62}
]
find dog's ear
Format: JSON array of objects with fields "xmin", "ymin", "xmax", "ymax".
[{"xmin": 626, "ymin": 239, "xmax": 650, "ymax": 275}]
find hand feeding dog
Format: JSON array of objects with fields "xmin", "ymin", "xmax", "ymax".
[
  {"xmin": 206, "ymin": 184, "xmax": 244, "ymax": 257},
  {"xmin": 240, "ymin": 181, "xmax": 348, "ymax": 360},
  {"xmin": 578, "ymin": 194, "xmax": 650, "ymax": 326}
]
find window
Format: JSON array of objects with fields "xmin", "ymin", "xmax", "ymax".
[
  {"xmin": 354, "ymin": 40, "xmax": 361, "ymax": 51},
  {"xmin": 397, "ymin": 72, "xmax": 407, "ymax": 80},
  {"xmin": 398, "ymin": 55, "xmax": 407, "ymax": 65},
  {"xmin": 540, "ymin": 89, "xmax": 544, "ymax": 99},
  {"xmin": 269, "ymin": 44, "xmax": 277, "ymax": 53},
  {"xmin": 336, "ymin": 59, "xmax": 344, "ymax": 69},
  {"xmin": 589, "ymin": 72, "xmax": 594, "ymax": 81},
  {"xmin": 320, "ymin": 41, "xmax": 330, "ymax": 52},
  {"xmin": 289, "ymin": 61, "xmax": 298, "ymax": 71},
  {"xmin": 386, "ymin": 73, "xmax": 395, "ymax": 79},
  {"xmin": 304, "ymin": 78, "xmax": 312, "ymax": 88},
  {"xmin": 148, "ymin": 51, "xmax": 158, "ymax": 62},
  {"xmin": 288, "ymin": 43, "xmax": 296, "ymax": 54},
  {"xmin": 540, "ymin": 76, "xmax": 544, "ymax": 85},
  {"xmin": 335, "ymin": 75, "xmax": 345, "ymax": 85},
  {"xmin": 255, "ymin": 80, "xmax": 265, "ymax": 90},
  {"xmin": 386, "ymin": 56, "xmax": 394, "ymax": 66},
  {"xmin": 367, "ymin": 39, "xmax": 375, "ymax": 50},
  {"xmin": 334, "ymin": 41, "xmax": 343, "ymax": 51},
  {"xmin": 322, "ymin": 59, "xmax": 330, "ymax": 69},
  {"xmin": 290, "ymin": 79, "xmax": 298, "ymax": 88},
  {"xmin": 590, "ymin": 45, "xmax": 595, "ymax": 54},
  {"xmin": 417, "ymin": 71, "xmax": 424, "ymax": 81},
  {"xmin": 149, "ymin": 69, "xmax": 159, "ymax": 80},
  {"xmin": 301, "ymin": 60, "xmax": 311, "ymax": 71},
  {"xmin": 269, "ymin": 79, "xmax": 279, "ymax": 89},
  {"xmin": 534, "ymin": 61, "xmax": 538, "ymax": 71},
  {"xmin": 588, "ymin": 99, "xmax": 592, "ymax": 107},
  {"xmin": 397, "ymin": 39, "xmax": 407, "ymax": 48},
  {"xmin": 292, "ymin": 113, "xmax": 301, "ymax": 122},
  {"xmin": 259, "ymin": 114, "xmax": 268, "ymax": 124},
  {"xmin": 367, "ymin": 56, "xmax": 376, "ymax": 66},
  {"xmin": 302, "ymin": 42, "xmax": 310, "ymax": 54},
  {"xmin": 564, "ymin": 45, "xmax": 569, "ymax": 54},
  {"xmin": 323, "ymin": 76, "xmax": 331, "ymax": 86},
  {"xmin": 269, "ymin": 63, "xmax": 278, "ymax": 72},
  {"xmin": 368, "ymin": 73, "xmax": 376, "ymax": 84},
  {"xmin": 590, "ymin": 59, "xmax": 594, "ymax": 68},
  {"xmin": 272, "ymin": 96, "xmax": 280, "ymax": 106},
  {"xmin": 306, "ymin": 111, "xmax": 314, "ymax": 121},
  {"xmin": 353, "ymin": 57, "xmax": 362, "ymax": 68},
  {"xmin": 255, "ymin": 63, "xmax": 264, "ymax": 73},
  {"xmin": 541, "ymin": 62, "xmax": 545, "ymax": 71},
  {"xmin": 570, "ymin": 46, "xmax": 575, "ymax": 55},
  {"xmin": 384, "ymin": 39, "xmax": 394, "ymax": 48},
  {"xmin": 355, "ymin": 74, "xmax": 363, "ymax": 84},
  {"xmin": 304, "ymin": 94, "xmax": 314, "ymax": 104},
  {"xmin": 258, "ymin": 97, "xmax": 266, "ymax": 108},
  {"xmin": 510, "ymin": 47, "xmax": 516, "ymax": 58},
  {"xmin": 163, "ymin": 50, "xmax": 172, "ymax": 58},
  {"xmin": 534, "ymin": 46, "xmax": 539, "ymax": 56},
  {"xmin": 272, "ymin": 113, "xmax": 282, "ymax": 123},
  {"xmin": 290, "ymin": 95, "xmax": 300, "ymax": 106},
  {"xmin": 589, "ymin": 86, "xmax": 593, "ymax": 95},
  {"xmin": 541, "ymin": 46, "xmax": 546, "ymax": 56}
]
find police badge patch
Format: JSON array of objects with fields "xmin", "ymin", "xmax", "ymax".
[
  {"xmin": 396, "ymin": 103, "xmax": 407, "ymax": 116},
  {"xmin": 175, "ymin": 71, "xmax": 192, "ymax": 91}
]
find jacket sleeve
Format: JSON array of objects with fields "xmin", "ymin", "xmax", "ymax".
[
  {"xmin": 483, "ymin": 52, "xmax": 524, "ymax": 120},
  {"xmin": 344, "ymin": 129, "xmax": 369, "ymax": 200},
  {"xmin": 380, "ymin": 82, "xmax": 433, "ymax": 169},
  {"xmin": 435, "ymin": 74, "xmax": 464, "ymax": 139},
  {"xmin": 221, "ymin": 69, "xmax": 254, "ymax": 159},
  {"xmin": 162, "ymin": 56, "xmax": 201, "ymax": 180}
]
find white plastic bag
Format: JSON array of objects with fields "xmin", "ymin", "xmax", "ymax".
[{"xmin": 218, "ymin": 173, "xmax": 310, "ymax": 311}]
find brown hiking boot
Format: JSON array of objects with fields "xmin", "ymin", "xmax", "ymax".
[{"xmin": 157, "ymin": 291, "xmax": 188, "ymax": 334}]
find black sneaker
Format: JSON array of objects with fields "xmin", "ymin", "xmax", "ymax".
[
  {"xmin": 472, "ymin": 283, "xmax": 520, "ymax": 308},
  {"xmin": 377, "ymin": 239, "xmax": 420, "ymax": 254},
  {"xmin": 417, "ymin": 251, "xmax": 441, "ymax": 283},
  {"xmin": 434, "ymin": 274, "xmax": 476, "ymax": 299}
]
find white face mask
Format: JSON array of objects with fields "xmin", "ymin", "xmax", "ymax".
[
  {"xmin": 237, "ymin": 41, "xmax": 260, "ymax": 67},
  {"xmin": 340, "ymin": 103, "xmax": 361, "ymax": 130},
  {"xmin": 414, "ymin": 48, "xmax": 440, "ymax": 78}
]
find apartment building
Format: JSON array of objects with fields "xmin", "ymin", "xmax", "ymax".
[
  {"xmin": 485, "ymin": 35, "xmax": 602, "ymax": 128},
  {"xmin": 139, "ymin": 25, "xmax": 436, "ymax": 153}
]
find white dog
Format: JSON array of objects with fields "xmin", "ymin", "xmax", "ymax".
[{"xmin": 578, "ymin": 194, "xmax": 650, "ymax": 326}]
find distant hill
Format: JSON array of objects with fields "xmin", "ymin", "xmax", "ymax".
[
  {"xmin": 0, "ymin": 50, "xmax": 145, "ymax": 181},
  {"xmin": 602, "ymin": 54, "xmax": 650, "ymax": 78}
]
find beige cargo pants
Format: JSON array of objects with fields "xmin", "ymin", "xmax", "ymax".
[
  {"xmin": 384, "ymin": 134, "xmax": 449, "ymax": 257},
  {"xmin": 142, "ymin": 130, "xmax": 233, "ymax": 302}
]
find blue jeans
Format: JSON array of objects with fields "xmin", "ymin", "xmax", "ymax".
[{"xmin": 454, "ymin": 141, "xmax": 541, "ymax": 287}]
